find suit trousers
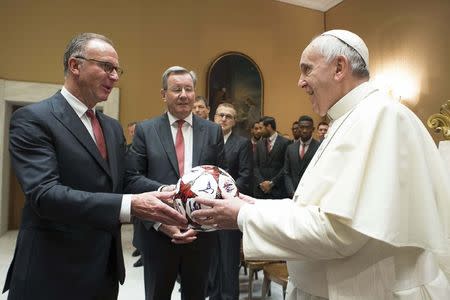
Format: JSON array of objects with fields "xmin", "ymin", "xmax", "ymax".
[
  {"xmin": 208, "ymin": 230, "xmax": 242, "ymax": 300},
  {"xmin": 141, "ymin": 224, "xmax": 218, "ymax": 300}
]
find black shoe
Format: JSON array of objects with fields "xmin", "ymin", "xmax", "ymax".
[
  {"xmin": 133, "ymin": 258, "xmax": 143, "ymax": 267},
  {"xmin": 132, "ymin": 249, "xmax": 140, "ymax": 257}
]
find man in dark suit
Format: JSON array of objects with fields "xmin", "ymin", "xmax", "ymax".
[
  {"xmin": 124, "ymin": 66, "xmax": 226, "ymax": 300},
  {"xmin": 291, "ymin": 121, "xmax": 301, "ymax": 143},
  {"xmin": 284, "ymin": 115, "xmax": 320, "ymax": 198},
  {"xmin": 2, "ymin": 33, "xmax": 186, "ymax": 300},
  {"xmin": 250, "ymin": 121, "xmax": 262, "ymax": 153},
  {"xmin": 192, "ymin": 95, "xmax": 210, "ymax": 120},
  {"xmin": 254, "ymin": 116, "xmax": 290, "ymax": 199},
  {"xmin": 208, "ymin": 103, "xmax": 252, "ymax": 300}
]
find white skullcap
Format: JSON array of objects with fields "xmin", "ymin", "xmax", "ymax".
[{"xmin": 321, "ymin": 29, "xmax": 369, "ymax": 67}]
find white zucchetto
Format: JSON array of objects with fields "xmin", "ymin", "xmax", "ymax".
[{"xmin": 321, "ymin": 29, "xmax": 369, "ymax": 67}]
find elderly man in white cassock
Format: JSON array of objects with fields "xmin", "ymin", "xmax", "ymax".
[{"xmin": 192, "ymin": 29, "xmax": 450, "ymax": 299}]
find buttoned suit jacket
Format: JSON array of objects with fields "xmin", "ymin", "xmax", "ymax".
[
  {"xmin": 124, "ymin": 113, "xmax": 226, "ymax": 299},
  {"xmin": 283, "ymin": 139, "xmax": 320, "ymax": 197},
  {"xmin": 3, "ymin": 92, "xmax": 126, "ymax": 300},
  {"xmin": 254, "ymin": 134, "xmax": 290, "ymax": 199}
]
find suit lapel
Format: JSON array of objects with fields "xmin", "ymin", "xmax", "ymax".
[
  {"xmin": 267, "ymin": 135, "xmax": 281, "ymax": 163},
  {"xmin": 97, "ymin": 112, "xmax": 120, "ymax": 186},
  {"xmin": 50, "ymin": 93, "xmax": 111, "ymax": 177},
  {"xmin": 157, "ymin": 114, "xmax": 180, "ymax": 176},
  {"xmin": 225, "ymin": 132, "xmax": 236, "ymax": 153},
  {"xmin": 303, "ymin": 140, "xmax": 318, "ymax": 162},
  {"xmin": 259, "ymin": 138, "xmax": 269, "ymax": 163},
  {"xmin": 192, "ymin": 116, "xmax": 205, "ymax": 167}
]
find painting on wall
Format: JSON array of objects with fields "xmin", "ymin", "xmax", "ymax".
[{"xmin": 207, "ymin": 52, "xmax": 263, "ymax": 138}]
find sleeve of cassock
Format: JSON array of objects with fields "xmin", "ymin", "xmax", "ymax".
[{"xmin": 238, "ymin": 200, "xmax": 369, "ymax": 261}]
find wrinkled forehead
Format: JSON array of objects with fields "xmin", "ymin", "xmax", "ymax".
[
  {"xmin": 194, "ymin": 100, "xmax": 207, "ymax": 107},
  {"xmin": 299, "ymin": 45, "xmax": 320, "ymax": 66},
  {"xmin": 168, "ymin": 73, "xmax": 194, "ymax": 86},
  {"xmin": 217, "ymin": 106, "xmax": 237, "ymax": 116}
]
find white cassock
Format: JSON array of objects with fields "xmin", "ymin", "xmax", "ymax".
[{"xmin": 238, "ymin": 82, "xmax": 450, "ymax": 299}]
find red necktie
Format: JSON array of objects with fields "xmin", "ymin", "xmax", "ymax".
[
  {"xmin": 175, "ymin": 120, "xmax": 185, "ymax": 177},
  {"xmin": 86, "ymin": 109, "xmax": 108, "ymax": 160},
  {"xmin": 299, "ymin": 143, "xmax": 305, "ymax": 159}
]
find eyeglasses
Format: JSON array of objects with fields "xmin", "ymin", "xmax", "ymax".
[
  {"xmin": 167, "ymin": 86, "xmax": 195, "ymax": 94},
  {"xmin": 215, "ymin": 113, "xmax": 235, "ymax": 120},
  {"xmin": 75, "ymin": 56, "xmax": 124, "ymax": 77}
]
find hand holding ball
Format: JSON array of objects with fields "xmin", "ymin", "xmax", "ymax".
[{"xmin": 172, "ymin": 165, "xmax": 238, "ymax": 231}]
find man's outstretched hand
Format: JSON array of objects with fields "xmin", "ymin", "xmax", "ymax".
[
  {"xmin": 131, "ymin": 191, "xmax": 187, "ymax": 227},
  {"xmin": 190, "ymin": 193, "xmax": 255, "ymax": 230}
]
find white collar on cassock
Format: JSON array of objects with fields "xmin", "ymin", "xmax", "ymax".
[{"xmin": 327, "ymin": 81, "xmax": 373, "ymax": 121}]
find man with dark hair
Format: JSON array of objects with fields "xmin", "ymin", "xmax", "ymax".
[
  {"xmin": 284, "ymin": 115, "xmax": 320, "ymax": 197},
  {"xmin": 291, "ymin": 121, "xmax": 301, "ymax": 143},
  {"xmin": 250, "ymin": 121, "xmax": 262, "ymax": 153},
  {"xmin": 254, "ymin": 116, "xmax": 290, "ymax": 199},
  {"xmin": 3, "ymin": 33, "xmax": 186, "ymax": 300},
  {"xmin": 317, "ymin": 121, "xmax": 329, "ymax": 141},
  {"xmin": 124, "ymin": 66, "xmax": 226, "ymax": 300},
  {"xmin": 192, "ymin": 95, "xmax": 210, "ymax": 119}
]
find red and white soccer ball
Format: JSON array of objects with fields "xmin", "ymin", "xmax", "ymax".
[{"xmin": 173, "ymin": 165, "xmax": 238, "ymax": 231}]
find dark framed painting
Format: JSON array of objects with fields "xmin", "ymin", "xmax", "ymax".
[{"xmin": 207, "ymin": 52, "xmax": 263, "ymax": 137}]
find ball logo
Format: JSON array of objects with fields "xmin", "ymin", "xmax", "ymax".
[{"xmin": 173, "ymin": 165, "xmax": 238, "ymax": 231}]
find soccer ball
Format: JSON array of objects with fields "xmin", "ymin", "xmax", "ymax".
[{"xmin": 173, "ymin": 165, "xmax": 238, "ymax": 232}]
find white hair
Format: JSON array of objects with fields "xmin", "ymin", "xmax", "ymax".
[{"xmin": 310, "ymin": 35, "xmax": 370, "ymax": 78}]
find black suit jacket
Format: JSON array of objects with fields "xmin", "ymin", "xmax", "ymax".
[
  {"xmin": 283, "ymin": 139, "xmax": 320, "ymax": 197},
  {"xmin": 4, "ymin": 92, "xmax": 126, "ymax": 299},
  {"xmin": 124, "ymin": 113, "xmax": 226, "ymax": 299},
  {"xmin": 124, "ymin": 113, "xmax": 226, "ymax": 221},
  {"xmin": 224, "ymin": 132, "xmax": 253, "ymax": 195},
  {"xmin": 254, "ymin": 134, "xmax": 290, "ymax": 199}
]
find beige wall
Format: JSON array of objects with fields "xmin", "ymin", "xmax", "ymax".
[
  {"xmin": 3, "ymin": 0, "xmax": 447, "ymax": 141},
  {"xmin": 0, "ymin": 0, "xmax": 323, "ymax": 140},
  {"xmin": 326, "ymin": 0, "xmax": 450, "ymax": 143}
]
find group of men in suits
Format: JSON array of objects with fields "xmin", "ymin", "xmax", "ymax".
[
  {"xmin": 252, "ymin": 115, "xmax": 321, "ymax": 200},
  {"xmin": 3, "ymin": 31, "xmax": 323, "ymax": 300}
]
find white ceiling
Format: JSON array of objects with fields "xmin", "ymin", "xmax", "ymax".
[{"xmin": 275, "ymin": 0, "xmax": 344, "ymax": 12}]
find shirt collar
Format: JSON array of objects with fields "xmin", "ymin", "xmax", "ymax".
[
  {"xmin": 167, "ymin": 111, "xmax": 193, "ymax": 127},
  {"xmin": 300, "ymin": 136, "xmax": 313, "ymax": 146},
  {"xmin": 224, "ymin": 130, "xmax": 232, "ymax": 143},
  {"xmin": 268, "ymin": 132, "xmax": 278, "ymax": 143},
  {"xmin": 61, "ymin": 86, "xmax": 94, "ymax": 117},
  {"xmin": 327, "ymin": 82, "xmax": 376, "ymax": 121}
]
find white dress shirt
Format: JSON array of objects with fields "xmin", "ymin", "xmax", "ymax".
[{"xmin": 61, "ymin": 87, "xmax": 131, "ymax": 223}]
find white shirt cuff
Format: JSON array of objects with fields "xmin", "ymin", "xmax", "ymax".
[{"xmin": 119, "ymin": 194, "xmax": 132, "ymax": 223}]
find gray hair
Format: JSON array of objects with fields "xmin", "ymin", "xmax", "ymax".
[
  {"xmin": 161, "ymin": 66, "xmax": 197, "ymax": 90},
  {"xmin": 310, "ymin": 35, "xmax": 370, "ymax": 79},
  {"xmin": 63, "ymin": 33, "xmax": 114, "ymax": 75}
]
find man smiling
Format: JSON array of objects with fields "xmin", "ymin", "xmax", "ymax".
[{"xmin": 192, "ymin": 30, "xmax": 450, "ymax": 299}]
